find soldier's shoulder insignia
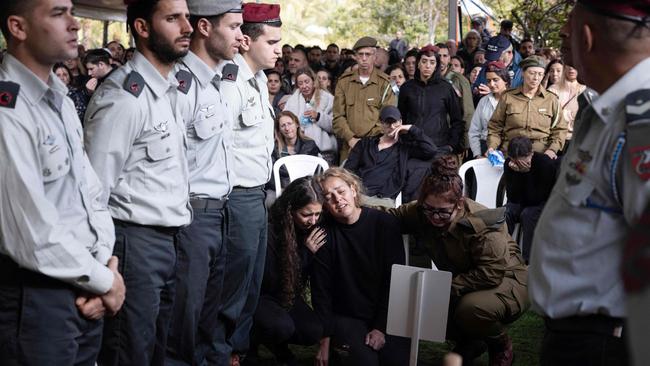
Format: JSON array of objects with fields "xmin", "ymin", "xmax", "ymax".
[
  {"xmin": 175, "ymin": 69, "xmax": 192, "ymax": 94},
  {"xmin": 123, "ymin": 71, "xmax": 145, "ymax": 98},
  {"xmin": 625, "ymin": 89, "xmax": 650, "ymax": 123},
  {"xmin": 222, "ymin": 63, "xmax": 239, "ymax": 82},
  {"xmin": 0, "ymin": 81, "xmax": 20, "ymax": 109}
]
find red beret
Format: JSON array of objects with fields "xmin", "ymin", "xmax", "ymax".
[
  {"xmin": 420, "ymin": 44, "xmax": 440, "ymax": 54},
  {"xmin": 578, "ymin": 0, "xmax": 650, "ymax": 21},
  {"xmin": 242, "ymin": 3, "xmax": 281, "ymax": 24}
]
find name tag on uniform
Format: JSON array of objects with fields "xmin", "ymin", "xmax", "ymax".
[{"xmin": 538, "ymin": 108, "xmax": 547, "ymax": 113}]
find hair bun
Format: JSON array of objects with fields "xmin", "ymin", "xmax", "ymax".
[{"xmin": 430, "ymin": 155, "xmax": 459, "ymax": 177}]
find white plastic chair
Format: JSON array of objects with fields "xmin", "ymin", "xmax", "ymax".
[
  {"xmin": 458, "ymin": 158, "xmax": 504, "ymax": 209},
  {"xmin": 273, "ymin": 155, "xmax": 329, "ymax": 197}
]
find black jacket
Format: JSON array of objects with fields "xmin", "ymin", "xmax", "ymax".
[
  {"xmin": 345, "ymin": 125, "xmax": 437, "ymax": 199},
  {"xmin": 398, "ymin": 76, "xmax": 465, "ymax": 152},
  {"xmin": 504, "ymin": 152, "xmax": 558, "ymax": 206}
]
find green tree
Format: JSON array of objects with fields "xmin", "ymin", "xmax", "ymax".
[{"xmin": 489, "ymin": 0, "xmax": 571, "ymax": 47}]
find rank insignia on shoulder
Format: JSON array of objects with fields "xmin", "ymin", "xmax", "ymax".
[
  {"xmin": 222, "ymin": 63, "xmax": 239, "ymax": 82},
  {"xmin": 124, "ymin": 71, "xmax": 145, "ymax": 98},
  {"xmin": 175, "ymin": 69, "xmax": 192, "ymax": 94},
  {"xmin": 0, "ymin": 81, "xmax": 20, "ymax": 109},
  {"xmin": 625, "ymin": 89, "xmax": 650, "ymax": 123}
]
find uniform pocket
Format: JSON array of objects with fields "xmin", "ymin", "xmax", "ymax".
[
  {"xmin": 194, "ymin": 115, "xmax": 223, "ymax": 140},
  {"xmin": 39, "ymin": 143, "xmax": 70, "ymax": 182},
  {"xmin": 240, "ymin": 108, "xmax": 263, "ymax": 128},
  {"xmin": 144, "ymin": 139, "xmax": 178, "ymax": 192},
  {"xmin": 146, "ymin": 139, "xmax": 173, "ymax": 161}
]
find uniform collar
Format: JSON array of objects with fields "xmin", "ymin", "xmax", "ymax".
[
  {"xmin": 353, "ymin": 68, "xmax": 379, "ymax": 85},
  {"xmin": 233, "ymin": 53, "xmax": 267, "ymax": 84},
  {"xmin": 1, "ymin": 54, "xmax": 68, "ymax": 106},
  {"xmin": 182, "ymin": 51, "xmax": 217, "ymax": 89},
  {"xmin": 131, "ymin": 51, "xmax": 178, "ymax": 98},
  {"xmin": 591, "ymin": 56, "xmax": 650, "ymax": 125},
  {"xmin": 514, "ymin": 85, "xmax": 548, "ymax": 98}
]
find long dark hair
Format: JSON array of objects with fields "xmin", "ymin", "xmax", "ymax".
[
  {"xmin": 414, "ymin": 48, "xmax": 442, "ymax": 83},
  {"xmin": 269, "ymin": 177, "xmax": 324, "ymax": 307}
]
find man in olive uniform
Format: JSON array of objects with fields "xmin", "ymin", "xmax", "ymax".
[
  {"xmin": 83, "ymin": 0, "xmax": 193, "ymax": 364},
  {"xmin": 0, "ymin": 1, "xmax": 125, "ymax": 364},
  {"xmin": 529, "ymin": 1, "xmax": 650, "ymax": 365},
  {"xmin": 487, "ymin": 55, "xmax": 567, "ymax": 158},
  {"xmin": 333, "ymin": 36, "xmax": 396, "ymax": 160}
]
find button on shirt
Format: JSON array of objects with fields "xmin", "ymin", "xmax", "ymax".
[
  {"xmin": 179, "ymin": 52, "xmax": 233, "ymax": 199},
  {"xmin": 0, "ymin": 55, "xmax": 115, "ymax": 295},
  {"xmin": 84, "ymin": 51, "xmax": 191, "ymax": 227},
  {"xmin": 220, "ymin": 53, "xmax": 274, "ymax": 188},
  {"xmin": 529, "ymin": 57, "xmax": 650, "ymax": 319}
]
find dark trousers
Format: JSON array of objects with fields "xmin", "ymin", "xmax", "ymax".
[
  {"xmin": 330, "ymin": 315, "xmax": 410, "ymax": 366},
  {"xmin": 166, "ymin": 206, "xmax": 227, "ymax": 366},
  {"xmin": 541, "ymin": 316, "xmax": 629, "ymax": 366},
  {"xmin": 505, "ymin": 203, "xmax": 544, "ymax": 262},
  {"xmin": 253, "ymin": 295, "xmax": 322, "ymax": 357},
  {"xmin": 99, "ymin": 221, "xmax": 178, "ymax": 366},
  {"xmin": 212, "ymin": 188, "xmax": 267, "ymax": 363},
  {"xmin": 0, "ymin": 256, "xmax": 103, "ymax": 366}
]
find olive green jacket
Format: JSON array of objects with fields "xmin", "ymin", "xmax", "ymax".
[{"xmin": 387, "ymin": 199, "xmax": 527, "ymax": 297}]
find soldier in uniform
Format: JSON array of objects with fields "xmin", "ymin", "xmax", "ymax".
[
  {"xmin": 0, "ymin": 0, "xmax": 125, "ymax": 364},
  {"xmin": 333, "ymin": 36, "xmax": 396, "ymax": 161},
  {"xmin": 529, "ymin": 1, "xmax": 650, "ymax": 365},
  {"xmin": 218, "ymin": 3, "xmax": 282, "ymax": 365},
  {"xmin": 165, "ymin": 1, "xmax": 243, "ymax": 365},
  {"xmin": 387, "ymin": 155, "xmax": 528, "ymax": 366},
  {"xmin": 487, "ymin": 55, "xmax": 567, "ymax": 159},
  {"xmin": 83, "ymin": 0, "xmax": 193, "ymax": 365}
]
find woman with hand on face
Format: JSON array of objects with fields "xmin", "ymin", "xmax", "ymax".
[
  {"xmin": 312, "ymin": 168, "xmax": 410, "ymax": 366},
  {"xmin": 386, "ymin": 155, "xmax": 528, "ymax": 366},
  {"xmin": 266, "ymin": 70, "xmax": 287, "ymax": 116},
  {"xmin": 468, "ymin": 61, "xmax": 511, "ymax": 158},
  {"xmin": 487, "ymin": 55, "xmax": 568, "ymax": 159},
  {"xmin": 284, "ymin": 68, "xmax": 338, "ymax": 165},
  {"xmin": 252, "ymin": 177, "xmax": 326, "ymax": 365}
]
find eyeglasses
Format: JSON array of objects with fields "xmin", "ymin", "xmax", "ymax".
[{"xmin": 420, "ymin": 204, "xmax": 455, "ymax": 220}]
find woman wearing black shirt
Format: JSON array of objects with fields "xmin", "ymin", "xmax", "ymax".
[
  {"xmin": 253, "ymin": 177, "xmax": 326, "ymax": 364},
  {"xmin": 312, "ymin": 168, "xmax": 409, "ymax": 366}
]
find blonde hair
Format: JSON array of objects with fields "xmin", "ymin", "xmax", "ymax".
[
  {"xmin": 317, "ymin": 167, "xmax": 365, "ymax": 208},
  {"xmin": 274, "ymin": 111, "xmax": 311, "ymax": 155}
]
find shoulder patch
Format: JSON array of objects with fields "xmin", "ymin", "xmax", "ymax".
[
  {"xmin": 0, "ymin": 81, "xmax": 20, "ymax": 109},
  {"xmin": 175, "ymin": 69, "xmax": 192, "ymax": 94},
  {"xmin": 222, "ymin": 63, "xmax": 239, "ymax": 82},
  {"xmin": 123, "ymin": 71, "xmax": 145, "ymax": 98},
  {"xmin": 625, "ymin": 89, "xmax": 650, "ymax": 123}
]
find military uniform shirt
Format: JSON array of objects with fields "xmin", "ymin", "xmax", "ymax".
[
  {"xmin": 220, "ymin": 53, "xmax": 274, "ymax": 188},
  {"xmin": 0, "ymin": 55, "xmax": 115, "ymax": 295},
  {"xmin": 179, "ymin": 51, "xmax": 233, "ymax": 199},
  {"xmin": 84, "ymin": 51, "xmax": 191, "ymax": 227},
  {"xmin": 529, "ymin": 57, "xmax": 650, "ymax": 318}
]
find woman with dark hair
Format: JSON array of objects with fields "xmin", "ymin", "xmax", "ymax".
[
  {"xmin": 543, "ymin": 58, "xmax": 563, "ymax": 88},
  {"xmin": 284, "ymin": 68, "xmax": 337, "ymax": 165},
  {"xmin": 402, "ymin": 48, "xmax": 419, "ymax": 80},
  {"xmin": 253, "ymin": 177, "xmax": 326, "ymax": 364},
  {"xmin": 312, "ymin": 168, "xmax": 409, "ymax": 366},
  {"xmin": 386, "ymin": 155, "xmax": 528, "ymax": 366},
  {"xmin": 385, "ymin": 63, "xmax": 407, "ymax": 97},
  {"xmin": 53, "ymin": 63, "xmax": 90, "ymax": 123},
  {"xmin": 468, "ymin": 61, "xmax": 511, "ymax": 158},
  {"xmin": 266, "ymin": 69, "xmax": 287, "ymax": 116},
  {"xmin": 398, "ymin": 44, "xmax": 464, "ymax": 154}
]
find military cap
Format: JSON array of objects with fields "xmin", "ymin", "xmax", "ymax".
[
  {"xmin": 242, "ymin": 3, "xmax": 281, "ymax": 23},
  {"xmin": 519, "ymin": 55, "xmax": 547, "ymax": 70},
  {"xmin": 485, "ymin": 35, "xmax": 511, "ymax": 61},
  {"xmin": 420, "ymin": 44, "xmax": 439, "ymax": 54},
  {"xmin": 379, "ymin": 106, "xmax": 401, "ymax": 122},
  {"xmin": 187, "ymin": 0, "xmax": 242, "ymax": 16},
  {"xmin": 353, "ymin": 36, "xmax": 377, "ymax": 51},
  {"xmin": 578, "ymin": 0, "xmax": 650, "ymax": 23}
]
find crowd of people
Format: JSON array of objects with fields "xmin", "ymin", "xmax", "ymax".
[{"xmin": 0, "ymin": 0, "xmax": 649, "ymax": 366}]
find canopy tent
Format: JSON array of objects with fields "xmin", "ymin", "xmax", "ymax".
[{"xmin": 73, "ymin": 0, "xmax": 126, "ymax": 22}]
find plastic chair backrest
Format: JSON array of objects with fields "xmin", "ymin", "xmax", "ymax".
[
  {"xmin": 273, "ymin": 155, "xmax": 329, "ymax": 196},
  {"xmin": 458, "ymin": 158, "xmax": 504, "ymax": 208}
]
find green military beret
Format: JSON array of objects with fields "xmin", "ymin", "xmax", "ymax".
[
  {"xmin": 353, "ymin": 36, "xmax": 378, "ymax": 51},
  {"xmin": 519, "ymin": 55, "xmax": 547, "ymax": 70}
]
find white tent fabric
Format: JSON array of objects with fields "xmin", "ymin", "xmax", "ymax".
[{"xmin": 73, "ymin": 0, "xmax": 126, "ymax": 21}]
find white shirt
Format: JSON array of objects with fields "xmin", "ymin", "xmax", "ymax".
[
  {"xmin": 283, "ymin": 89, "xmax": 337, "ymax": 152},
  {"xmin": 468, "ymin": 93, "xmax": 498, "ymax": 157},
  {"xmin": 84, "ymin": 51, "xmax": 192, "ymax": 227},
  {"xmin": 529, "ymin": 57, "xmax": 650, "ymax": 318},
  {"xmin": 0, "ymin": 55, "xmax": 114, "ymax": 294}
]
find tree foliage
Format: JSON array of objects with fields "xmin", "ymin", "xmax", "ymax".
[{"xmin": 490, "ymin": 0, "xmax": 572, "ymax": 47}]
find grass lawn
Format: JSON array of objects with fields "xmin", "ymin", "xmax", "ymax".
[{"xmin": 252, "ymin": 310, "xmax": 544, "ymax": 365}]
